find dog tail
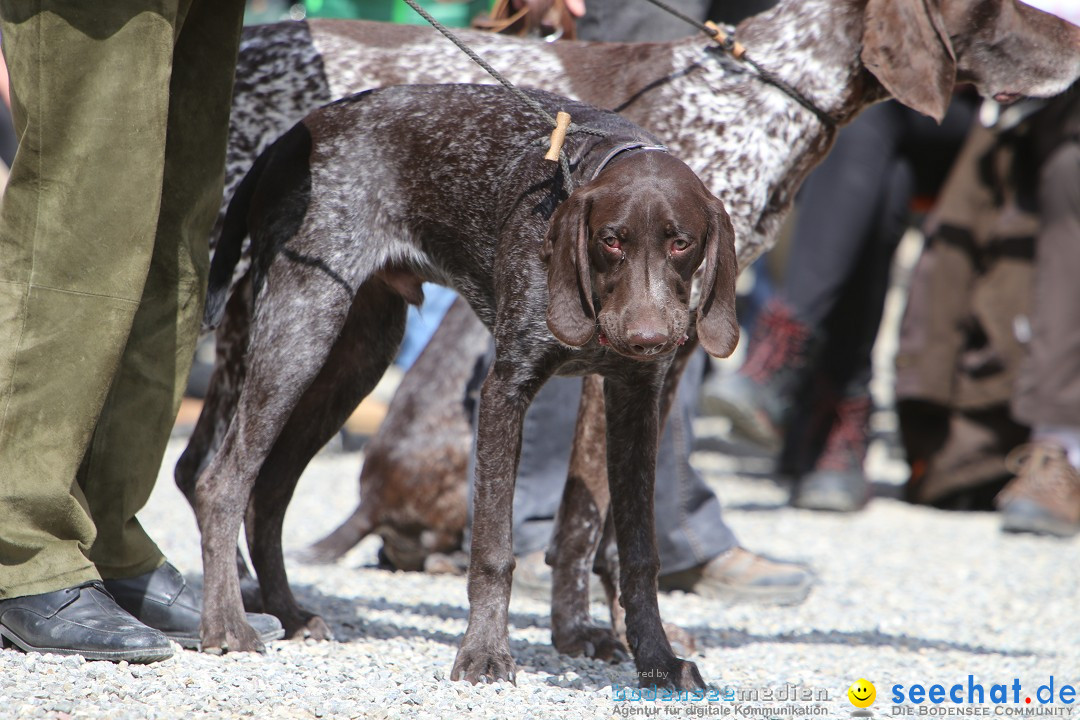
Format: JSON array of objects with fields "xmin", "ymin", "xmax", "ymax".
[
  {"xmin": 297, "ymin": 504, "xmax": 376, "ymax": 564},
  {"xmin": 202, "ymin": 145, "xmax": 273, "ymax": 331}
]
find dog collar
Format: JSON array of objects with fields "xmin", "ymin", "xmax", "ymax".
[{"xmin": 589, "ymin": 142, "xmax": 669, "ymax": 181}]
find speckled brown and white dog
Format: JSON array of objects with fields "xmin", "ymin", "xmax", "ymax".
[
  {"xmin": 194, "ymin": 84, "xmax": 739, "ymax": 689},
  {"xmin": 178, "ymin": 0, "xmax": 1080, "ymax": 681},
  {"xmin": 216, "ymin": 0, "xmax": 1080, "ymax": 268}
]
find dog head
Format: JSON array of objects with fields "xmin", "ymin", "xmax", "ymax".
[
  {"xmin": 861, "ymin": 0, "xmax": 1080, "ymax": 122},
  {"xmin": 540, "ymin": 150, "xmax": 739, "ymax": 360}
]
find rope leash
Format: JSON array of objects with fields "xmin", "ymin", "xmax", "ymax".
[
  {"xmin": 401, "ymin": 0, "xmax": 606, "ymax": 194},
  {"xmin": 638, "ymin": 0, "xmax": 836, "ymax": 128}
]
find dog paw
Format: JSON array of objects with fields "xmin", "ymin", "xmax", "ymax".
[
  {"xmin": 553, "ymin": 624, "xmax": 628, "ymax": 663},
  {"xmin": 451, "ymin": 645, "xmax": 517, "ymax": 685},
  {"xmin": 669, "ymin": 658, "xmax": 706, "ymax": 691},
  {"xmin": 287, "ymin": 614, "xmax": 334, "ymax": 642},
  {"xmin": 200, "ymin": 617, "xmax": 266, "ymax": 654},
  {"xmin": 637, "ymin": 658, "xmax": 706, "ymax": 691}
]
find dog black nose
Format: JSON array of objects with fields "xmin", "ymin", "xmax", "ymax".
[{"xmin": 627, "ymin": 327, "xmax": 669, "ymax": 354}]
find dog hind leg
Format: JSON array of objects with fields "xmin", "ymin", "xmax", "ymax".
[
  {"xmin": 246, "ymin": 278, "xmax": 408, "ymax": 640},
  {"xmin": 194, "ymin": 255, "xmax": 379, "ymax": 654},
  {"xmin": 175, "ymin": 274, "xmax": 265, "ymax": 611},
  {"xmin": 593, "ymin": 512, "xmax": 625, "ymax": 639}
]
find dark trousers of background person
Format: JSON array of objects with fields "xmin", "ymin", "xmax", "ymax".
[
  {"xmin": 0, "ymin": 0, "xmax": 245, "ymax": 597},
  {"xmin": 782, "ymin": 98, "xmax": 977, "ymax": 412},
  {"xmin": 469, "ymin": 349, "xmax": 734, "ymax": 571},
  {"xmin": 765, "ymin": 97, "xmax": 976, "ymax": 483}
]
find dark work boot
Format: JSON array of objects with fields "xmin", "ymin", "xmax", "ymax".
[
  {"xmin": 701, "ymin": 298, "xmax": 815, "ymax": 449},
  {"xmin": 775, "ymin": 372, "xmax": 839, "ymax": 481},
  {"xmin": 104, "ymin": 562, "xmax": 283, "ymax": 650},
  {"xmin": 791, "ymin": 393, "xmax": 872, "ymax": 512},
  {"xmin": 0, "ymin": 581, "xmax": 173, "ymax": 663}
]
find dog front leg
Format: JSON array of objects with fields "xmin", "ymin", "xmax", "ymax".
[
  {"xmin": 452, "ymin": 365, "xmax": 536, "ymax": 685},
  {"xmin": 549, "ymin": 373, "xmax": 628, "ymax": 662},
  {"xmin": 591, "ymin": 342, "xmax": 695, "ymax": 656},
  {"xmin": 603, "ymin": 372, "xmax": 706, "ymax": 691}
]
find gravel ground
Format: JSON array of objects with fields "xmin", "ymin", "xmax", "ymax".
[{"xmin": 2, "ymin": 425, "xmax": 1078, "ymax": 720}]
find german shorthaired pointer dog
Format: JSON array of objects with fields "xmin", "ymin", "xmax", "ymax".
[
  {"xmin": 176, "ymin": 0, "xmax": 1080, "ymax": 684},
  {"xmin": 194, "ymin": 85, "xmax": 739, "ymax": 690},
  {"xmin": 287, "ymin": 0, "xmax": 1080, "ymax": 593}
]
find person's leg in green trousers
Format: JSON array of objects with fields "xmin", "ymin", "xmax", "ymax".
[
  {"xmin": 78, "ymin": 0, "xmax": 247, "ymax": 582},
  {"xmin": 0, "ymin": 0, "xmax": 284, "ymax": 663},
  {"xmin": 0, "ymin": 0, "xmax": 243, "ymax": 597}
]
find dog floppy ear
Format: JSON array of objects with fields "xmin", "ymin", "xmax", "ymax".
[
  {"xmin": 862, "ymin": 0, "xmax": 955, "ymax": 123},
  {"xmin": 541, "ymin": 189, "xmax": 596, "ymax": 347},
  {"xmin": 695, "ymin": 197, "xmax": 739, "ymax": 358}
]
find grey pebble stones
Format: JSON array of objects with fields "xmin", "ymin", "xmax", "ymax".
[{"xmin": 2, "ymin": 436, "xmax": 1076, "ymax": 719}]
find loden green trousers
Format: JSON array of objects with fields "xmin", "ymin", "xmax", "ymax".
[{"xmin": 0, "ymin": 0, "xmax": 244, "ymax": 597}]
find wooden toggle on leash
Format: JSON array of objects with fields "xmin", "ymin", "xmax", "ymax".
[
  {"xmin": 703, "ymin": 21, "xmax": 746, "ymax": 59},
  {"xmin": 544, "ymin": 111, "xmax": 572, "ymax": 161}
]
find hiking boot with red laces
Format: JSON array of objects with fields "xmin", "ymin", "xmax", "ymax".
[
  {"xmin": 997, "ymin": 442, "xmax": 1080, "ymax": 537},
  {"xmin": 791, "ymin": 394, "xmax": 872, "ymax": 512},
  {"xmin": 701, "ymin": 299, "xmax": 814, "ymax": 450}
]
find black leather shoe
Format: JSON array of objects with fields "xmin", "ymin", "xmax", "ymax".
[
  {"xmin": 0, "ymin": 581, "xmax": 173, "ymax": 663},
  {"xmin": 104, "ymin": 562, "xmax": 284, "ymax": 650}
]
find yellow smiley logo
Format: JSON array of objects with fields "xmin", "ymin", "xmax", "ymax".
[{"xmin": 848, "ymin": 678, "xmax": 876, "ymax": 708}]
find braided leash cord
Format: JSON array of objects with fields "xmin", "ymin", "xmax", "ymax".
[
  {"xmin": 638, "ymin": 0, "xmax": 836, "ymax": 128},
  {"xmin": 401, "ymin": 0, "xmax": 607, "ymax": 194}
]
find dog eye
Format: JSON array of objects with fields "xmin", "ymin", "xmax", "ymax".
[
  {"xmin": 671, "ymin": 238, "xmax": 691, "ymax": 252},
  {"xmin": 601, "ymin": 236, "xmax": 622, "ymax": 250}
]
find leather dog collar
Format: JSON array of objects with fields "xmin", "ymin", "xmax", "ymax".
[{"xmin": 589, "ymin": 142, "xmax": 669, "ymax": 181}]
